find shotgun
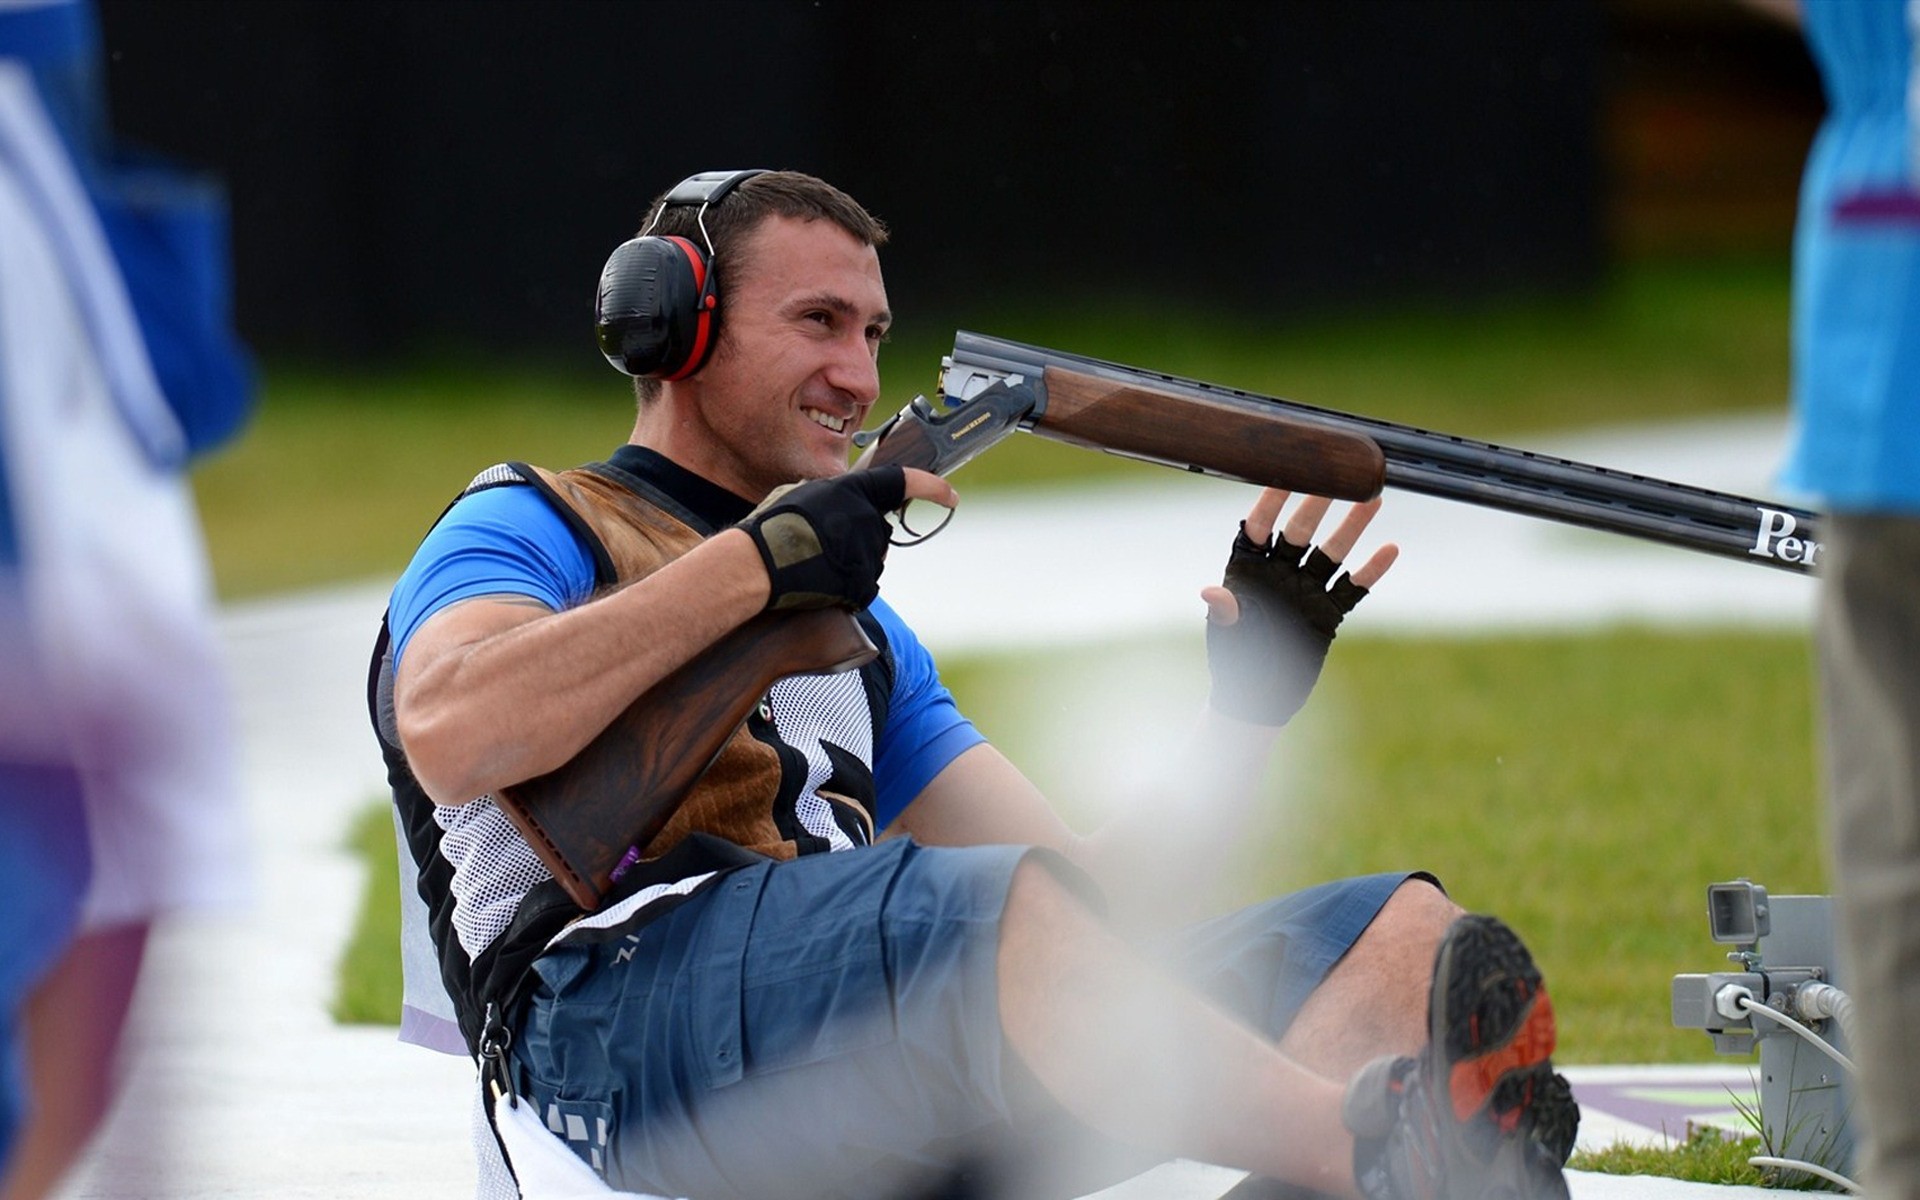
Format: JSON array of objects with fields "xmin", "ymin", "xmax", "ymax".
[
  {"xmin": 939, "ymin": 332, "xmax": 1824, "ymax": 573},
  {"xmin": 494, "ymin": 343, "xmax": 1389, "ymax": 909},
  {"xmin": 501, "ymin": 332, "xmax": 1825, "ymax": 910}
]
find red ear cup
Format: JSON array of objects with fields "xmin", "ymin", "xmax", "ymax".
[{"xmin": 595, "ymin": 235, "xmax": 714, "ymax": 378}]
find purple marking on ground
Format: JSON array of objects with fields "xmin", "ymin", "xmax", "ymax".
[{"xmin": 1569, "ymin": 1074, "xmax": 1760, "ymax": 1139}]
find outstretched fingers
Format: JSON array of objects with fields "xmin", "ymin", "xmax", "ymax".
[
  {"xmin": 1316, "ymin": 497, "xmax": 1398, "ymax": 589},
  {"xmin": 1266, "ymin": 492, "xmax": 1401, "ymax": 591},
  {"xmin": 1242, "ymin": 488, "xmax": 1291, "ymax": 546},
  {"xmin": 1346, "ymin": 542, "xmax": 1399, "ymax": 589},
  {"xmin": 1280, "ymin": 495, "xmax": 1333, "ymax": 549},
  {"xmin": 1207, "ymin": 491, "xmax": 1394, "ymax": 726},
  {"xmin": 1316, "ymin": 497, "xmax": 1381, "ymax": 563}
]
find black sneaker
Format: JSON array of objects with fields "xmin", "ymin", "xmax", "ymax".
[
  {"xmin": 1527, "ymin": 1070, "xmax": 1581, "ymax": 1167},
  {"xmin": 1342, "ymin": 915, "xmax": 1577, "ymax": 1200}
]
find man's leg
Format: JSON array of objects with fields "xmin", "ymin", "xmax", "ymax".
[
  {"xmin": 512, "ymin": 844, "xmax": 1405, "ymax": 1198},
  {"xmin": 998, "ymin": 867, "xmax": 1571, "ymax": 1200},
  {"xmin": 510, "ymin": 842, "xmax": 1565, "ymax": 1200},
  {"xmin": 1276, "ymin": 879, "xmax": 1461, "ymax": 1080},
  {"xmin": 996, "ymin": 859, "xmax": 1362, "ymax": 1196},
  {"xmin": 510, "ymin": 840, "xmax": 1060, "ymax": 1200}
]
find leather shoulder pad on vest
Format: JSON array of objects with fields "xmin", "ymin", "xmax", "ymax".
[{"xmin": 534, "ymin": 464, "xmax": 709, "ymax": 587}]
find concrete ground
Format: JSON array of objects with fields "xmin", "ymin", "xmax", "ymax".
[{"xmin": 55, "ymin": 415, "xmax": 1820, "ymax": 1198}]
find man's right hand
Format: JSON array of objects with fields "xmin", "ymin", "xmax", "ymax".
[{"xmin": 737, "ymin": 466, "xmax": 956, "ymax": 611}]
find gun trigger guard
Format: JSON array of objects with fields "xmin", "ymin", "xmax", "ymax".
[{"xmin": 889, "ymin": 501, "xmax": 956, "ymax": 547}]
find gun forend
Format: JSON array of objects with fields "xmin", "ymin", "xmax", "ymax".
[{"xmin": 943, "ymin": 333, "xmax": 1387, "ymax": 503}]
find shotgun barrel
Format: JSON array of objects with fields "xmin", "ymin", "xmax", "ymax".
[{"xmin": 944, "ymin": 331, "xmax": 1824, "ymax": 575}]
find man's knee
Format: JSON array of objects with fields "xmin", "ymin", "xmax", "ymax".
[
  {"xmin": 1373, "ymin": 877, "xmax": 1463, "ymax": 946},
  {"xmin": 1339, "ymin": 876, "xmax": 1461, "ymax": 984},
  {"xmin": 1275, "ymin": 878, "xmax": 1459, "ymax": 1074}
]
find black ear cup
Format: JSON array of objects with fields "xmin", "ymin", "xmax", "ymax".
[
  {"xmin": 595, "ymin": 168, "xmax": 768, "ymax": 381},
  {"xmin": 595, "ymin": 235, "xmax": 714, "ymax": 379}
]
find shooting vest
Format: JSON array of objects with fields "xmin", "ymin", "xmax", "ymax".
[{"xmin": 370, "ymin": 451, "xmax": 895, "ymax": 1051}]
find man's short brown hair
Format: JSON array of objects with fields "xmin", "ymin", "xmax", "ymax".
[{"xmin": 629, "ymin": 171, "xmax": 888, "ymax": 403}]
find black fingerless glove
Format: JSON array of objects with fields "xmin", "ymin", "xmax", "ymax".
[
  {"xmin": 736, "ymin": 467, "xmax": 907, "ymax": 611},
  {"xmin": 1206, "ymin": 522, "xmax": 1371, "ymax": 725}
]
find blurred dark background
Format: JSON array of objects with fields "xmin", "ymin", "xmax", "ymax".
[{"xmin": 95, "ymin": 0, "xmax": 1820, "ymax": 359}]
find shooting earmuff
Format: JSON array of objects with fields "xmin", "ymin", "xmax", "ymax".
[{"xmin": 595, "ymin": 169, "xmax": 769, "ymax": 380}]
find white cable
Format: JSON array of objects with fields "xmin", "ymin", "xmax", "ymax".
[
  {"xmin": 1794, "ymin": 981, "xmax": 1860, "ymax": 1049},
  {"xmin": 1748, "ymin": 1154, "xmax": 1862, "ymax": 1193},
  {"xmin": 1736, "ymin": 993, "xmax": 1857, "ymax": 1075}
]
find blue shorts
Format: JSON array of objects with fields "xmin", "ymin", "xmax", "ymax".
[{"xmin": 507, "ymin": 838, "xmax": 1421, "ymax": 1199}]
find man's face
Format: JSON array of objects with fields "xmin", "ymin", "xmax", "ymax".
[{"xmin": 681, "ymin": 214, "xmax": 890, "ymax": 499}]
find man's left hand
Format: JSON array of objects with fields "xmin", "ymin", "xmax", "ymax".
[{"xmin": 1201, "ymin": 490, "xmax": 1398, "ymax": 727}]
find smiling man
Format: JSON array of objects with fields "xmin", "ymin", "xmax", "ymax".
[{"xmin": 371, "ymin": 170, "xmax": 1575, "ymax": 1200}]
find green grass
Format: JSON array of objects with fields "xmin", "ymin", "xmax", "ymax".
[
  {"xmin": 332, "ymin": 803, "xmax": 405, "ymax": 1025},
  {"xmin": 936, "ymin": 627, "xmax": 1821, "ymax": 1067},
  {"xmin": 1572, "ymin": 1089, "xmax": 1848, "ymax": 1192},
  {"xmin": 191, "ymin": 360, "xmax": 624, "ymax": 597},
  {"xmin": 1571, "ymin": 1125, "xmax": 1782, "ymax": 1189},
  {"xmin": 191, "ymin": 257, "xmax": 1790, "ymax": 598}
]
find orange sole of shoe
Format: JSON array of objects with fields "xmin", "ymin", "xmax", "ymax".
[{"xmin": 1447, "ymin": 988, "xmax": 1557, "ymax": 1125}]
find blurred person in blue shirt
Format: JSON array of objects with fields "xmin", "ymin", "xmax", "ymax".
[{"xmin": 0, "ymin": 1, "xmax": 250, "ymax": 1194}]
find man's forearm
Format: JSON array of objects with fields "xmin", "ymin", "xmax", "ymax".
[
  {"xmin": 1072, "ymin": 710, "xmax": 1284, "ymax": 929},
  {"xmin": 395, "ymin": 529, "xmax": 771, "ymax": 805}
]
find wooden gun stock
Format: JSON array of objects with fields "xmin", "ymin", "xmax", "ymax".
[{"xmin": 493, "ymin": 608, "xmax": 876, "ymax": 909}]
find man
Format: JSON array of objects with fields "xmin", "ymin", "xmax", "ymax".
[{"xmin": 373, "ymin": 170, "xmax": 1575, "ymax": 1200}]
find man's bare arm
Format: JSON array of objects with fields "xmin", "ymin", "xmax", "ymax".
[
  {"xmin": 888, "ymin": 714, "xmax": 1285, "ymax": 927},
  {"xmin": 888, "ymin": 743, "xmax": 1078, "ymax": 854},
  {"xmin": 394, "ymin": 528, "xmax": 770, "ymax": 805}
]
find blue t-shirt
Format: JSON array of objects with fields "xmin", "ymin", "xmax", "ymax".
[{"xmin": 388, "ymin": 472, "xmax": 982, "ymax": 829}]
